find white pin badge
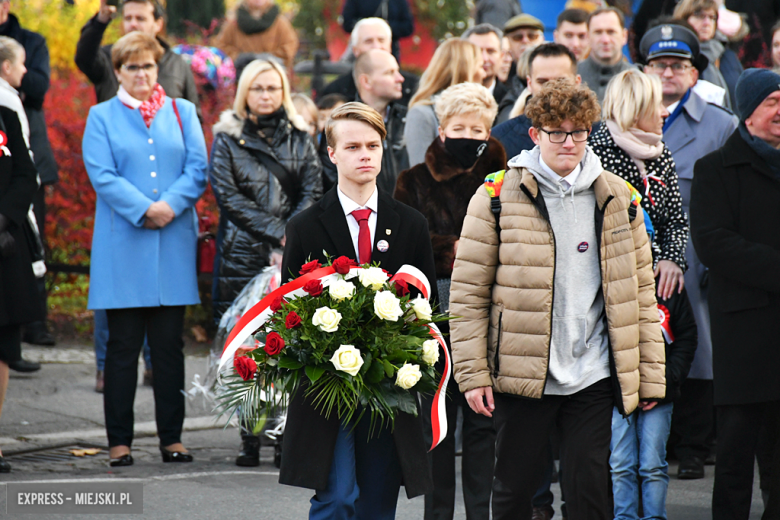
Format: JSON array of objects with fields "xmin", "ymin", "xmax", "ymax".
[
  {"xmin": 377, "ymin": 240, "xmax": 389, "ymax": 252},
  {"xmin": 386, "ymin": 229, "xmax": 392, "ymax": 235}
]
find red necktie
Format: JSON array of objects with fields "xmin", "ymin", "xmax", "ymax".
[{"xmin": 351, "ymin": 209, "xmax": 372, "ymax": 264}]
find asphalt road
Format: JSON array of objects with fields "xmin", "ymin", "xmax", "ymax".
[{"xmin": 0, "ymin": 344, "xmax": 766, "ymax": 519}]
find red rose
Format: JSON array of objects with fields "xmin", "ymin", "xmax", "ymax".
[
  {"xmin": 303, "ymin": 279, "xmax": 324, "ymax": 297},
  {"xmin": 234, "ymin": 355, "xmax": 257, "ymax": 381},
  {"xmin": 264, "ymin": 332, "xmax": 285, "ymax": 356},
  {"xmin": 332, "ymin": 256, "xmax": 358, "ymax": 275},
  {"xmin": 394, "ymin": 279, "xmax": 409, "ymax": 297},
  {"xmin": 299, "ymin": 259, "xmax": 322, "ymax": 275},
  {"xmin": 285, "ymin": 311, "xmax": 302, "ymax": 329},
  {"xmin": 270, "ymin": 296, "xmax": 285, "ymax": 312}
]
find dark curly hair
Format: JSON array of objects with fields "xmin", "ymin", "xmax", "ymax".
[{"xmin": 524, "ymin": 79, "xmax": 600, "ymax": 130}]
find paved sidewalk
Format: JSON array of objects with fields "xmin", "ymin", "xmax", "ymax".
[{"xmin": 0, "ymin": 342, "xmax": 767, "ymax": 519}]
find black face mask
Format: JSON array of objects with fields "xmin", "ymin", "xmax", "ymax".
[{"xmin": 444, "ymin": 137, "xmax": 489, "ymax": 169}]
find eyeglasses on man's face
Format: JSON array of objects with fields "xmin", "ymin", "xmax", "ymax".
[
  {"xmin": 645, "ymin": 62, "xmax": 692, "ymax": 74},
  {"xmin": 122, "ymin": 63, "xmax": 157, "ymax": 73},
  {"xmin": 538, "ymin": 128, "xmax": 590, "ymax": 143}
]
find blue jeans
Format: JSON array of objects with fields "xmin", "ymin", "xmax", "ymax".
[
  {"xmin": 94, "ymin": 309, "xmax": 151, "ymax": 372},
  {"xmin": 610, "ymin": 403, "xmax": 673, "ymax": 520},
  {"xmin": 309, "ymin": 419, "xmax": 403, "ymax": 520}
]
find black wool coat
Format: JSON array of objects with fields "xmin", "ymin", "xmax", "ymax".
[
  {"xmin": 690, "ymin": 129, "xmax": 780, "ymax": 406},
  {"xmin": 394, "ymin": 136, "xmax": 507, "ymax": 280},
  {"xmin": 0, "ymin": 106, "xmax": 43, "ymax": 327},
  {"xmin": 279, "ymin": 187, "xmax": 437, "ymax": 498}
]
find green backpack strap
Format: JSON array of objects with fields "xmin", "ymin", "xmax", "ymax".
[{"xmin": 484, "ymin": 170, "xmax": 506, "ymax": 235}]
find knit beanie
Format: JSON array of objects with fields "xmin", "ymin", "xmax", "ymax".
[{"xmin": 736, "ymin": 68, "xmax": 780, "ymax": 122}]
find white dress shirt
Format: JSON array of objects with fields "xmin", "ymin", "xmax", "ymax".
[{"xmin": 337, "ymin": 186, "xmax": 379, "ymax": 261}]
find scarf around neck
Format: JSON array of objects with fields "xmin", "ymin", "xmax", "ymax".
[
  {"xmin": 739, "ymin": 123, "xmax": 780, "ymax": 182},
  {"xmin": 606, "ymin": 119, "xmax": 664, "ymax": 177},
  {"xmin": 237, "ymin": 4, "xmax": 279, "ymax": 35},
  {"xmin": 119, "ymin": 83, "xmax": 166, "ymax": 128}
]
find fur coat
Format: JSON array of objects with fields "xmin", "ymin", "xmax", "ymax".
[{"xmin": 394, "ymin": 136, "xmax": 507, "ymax": 279}]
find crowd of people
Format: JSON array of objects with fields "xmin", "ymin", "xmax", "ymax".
[{"xmin": 0, "ymin": 0, "xmax": 777, "ymax": 519}]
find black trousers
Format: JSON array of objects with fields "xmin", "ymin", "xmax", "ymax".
[
  {"xmin": 0, "ymin": 323, "xmax": 20, "ymax": 364},
  {"xmin": 671, "ymin": 378, "xmax": 715, "ymax": 461},
  {"xmin": 713, "ymin": 401, "xmax": 780, "ymax": 520},
  {"xmin": 422, "ymin": 386, "xmax": 495, "ymax": 520},
  {"xmin": 492, "ymin": 378, "xmax": 614, "ymax": 520},
  {"xmin": 104, "ymin": 306, "xmax": 186, "ymax": 447}
]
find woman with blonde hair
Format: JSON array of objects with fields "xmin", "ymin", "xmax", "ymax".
[
  {"xmin": 590, "ymin": 70, "xmax": 688, "ymax": 302},
  {"xmin": 395, "ymin": 81, "xmax": 505, "ymax": 519},
  {"xmin": 673, "ymin": 0, "xmax": 742, "ymax": 110},
  {"xmin": 208, "ymin": 58, "xmax": 322, "ymax": 466},
  {"xmin": 404, "ymin": 39, "xmax": 486, "ymax": 167}
]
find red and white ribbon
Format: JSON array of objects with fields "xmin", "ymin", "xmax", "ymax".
[{"xmin": 219, "ymin": 264, "xmax": 451, "ymax": 450}]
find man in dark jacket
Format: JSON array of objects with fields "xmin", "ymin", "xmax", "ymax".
[
  {"xmin": 353, "ymin": 49, "xmax": 408, "ymax": 195},
  {"xmin": 342, "ymin": 0, "xmax": 413, "ymax": 62},
  {"xmin": 492, "ymin": 43, "xmax": 581, "ymax": 160},
  {"xmin": 75, "ymin": 0, "xmax": 199, "ymax": 110},
  {"xmin": 0, "ymin": 0, "xmax": 58, "ymax": 353},
  {"xmin": 474, "ymin": 0, "xmax": 522, "ymax": 29},
  {"xmin": 280, "ymin": 101, "xmax": 436, "ymax": 518},
  {"xmin": 690, "ymin": 68, "xmax": 780, "ymax": 520},
  {"xmin": 317, "ymin": 17, "xmax": 418, "ymax": 106}
]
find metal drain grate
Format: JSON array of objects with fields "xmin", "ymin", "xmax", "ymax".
[{"xmin": 7, "ymin": 443, "xmax": 106, "ymax": 464}]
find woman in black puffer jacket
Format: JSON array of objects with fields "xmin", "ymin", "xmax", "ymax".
[{"xmin": 209, "ymin": 59, "xmax": 323, "ymax": 323}]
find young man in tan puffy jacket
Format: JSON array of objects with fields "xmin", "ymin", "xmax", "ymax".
[{"xmin": 450, "ymin": 79, "xmax": 666, "ymax": 520}]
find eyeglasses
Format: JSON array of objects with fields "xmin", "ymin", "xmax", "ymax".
[
  {"xmin": 248, "ymin": 86, "xmax": 282, "ymax": 95},
  {"xmin": 538, "ymin": 128, "xmax": 589, "ymax": 143},
  {"xmin": 645, "ymin": 62, "xmax": 692, "ymax": 74},
  {"xmin": 122, "ymin": 63, "xmax": 157, "ymax": 73}
]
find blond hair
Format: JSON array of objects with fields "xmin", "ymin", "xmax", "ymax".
[
  {"xmin": 434, "ymin": 82, "xmax": 498, "ymax": 130},
  {"xmin": 0, "ymin": 36, "xmax": 23, "ymax": 69},
  {"xmin": 325, "ymin": 101, "xmax": 387, "ymax": 147},
  {"xmin": 291, "ymin": 92, "xmax": 318, "ymax": 119},
  {"xmin": 409, "ymin": 39, "xmax": 483, "ymax": 108},
  {"xmin": 111, "ymin": 32, "xmax": 164, "ymax": 70},
  {"xmin": 233, "ymin": 59, "xmax": 308, "ymax": 132},
  {"xmin": 602, "ymin": 69, "xmax": 663, "ymax": 132},
  {"xmin": 673, "ymin": 0, "xmax": 719, "ymax": 21}
]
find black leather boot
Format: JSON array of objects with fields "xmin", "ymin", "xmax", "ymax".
[{"xmin": 235, "ymin": 434, "xmax": 260, "ymax": 467}]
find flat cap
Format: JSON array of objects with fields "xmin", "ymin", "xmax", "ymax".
[{"xmin": 504, "ymin": 13, "xmax": 544, "ymax": 34}]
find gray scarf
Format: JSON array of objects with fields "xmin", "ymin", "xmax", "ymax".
[{"xmin": 236, "ymin": 4, "xmax": 279, "ymax": 35}]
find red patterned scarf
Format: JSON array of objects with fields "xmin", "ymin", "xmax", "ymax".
[{"xmin": 138, "ymin": 83, "xmax": 166, "ymax": 128}]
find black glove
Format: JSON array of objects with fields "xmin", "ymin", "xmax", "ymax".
[
  {"xmin": 0, "ymin": 213, "xmax": 8, "ymax": 234},
  {"xmin": 0, "ymin": 230, "xmax": 15, "ymax": 258}
]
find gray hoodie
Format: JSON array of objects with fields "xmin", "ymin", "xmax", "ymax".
[{"xmin": 508, "ymin": 147, "xmax": 611, "ymax": 395}]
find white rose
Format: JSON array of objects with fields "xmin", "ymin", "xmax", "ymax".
[
  {"xmin": 410, "ymin": 297, "xmax": 433, "ymax": 321},
  {"xmin": 329, "ymin": 279, "xmax": 356, "ymax": 301},
  {"xmin": 421, "ymin": 339, "xmax": 440, "ymax": 366},
  {"xmin": 358, "ymin": 267, "xmax": 389, "ymax": 290},
  {"xmin": 330, "ymin": 345, "xmax": 364, "ymax": 376},
  {"xmin": 311, "ymin": 306, "xmax": 342, "ymax": 333},
  {"xmin": 395, "ymin": 363, "xmax": 422, "ymax": 390},
  {"xmin": 374, "ymin": 291, "xmax": 404, "ymax": 321}
]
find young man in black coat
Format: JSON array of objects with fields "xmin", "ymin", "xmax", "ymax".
[
  {"xmin": 690, "ymin": 68, "xmax": 780, "ymax": 519},
  {"xmin": 280, "ymin": 102, "xmax": 437, "ymax": 519}
]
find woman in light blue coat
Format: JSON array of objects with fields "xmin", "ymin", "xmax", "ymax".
[{"xmin": 82, "ymin": 33, "xmax": 207, "ymax": 467}]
